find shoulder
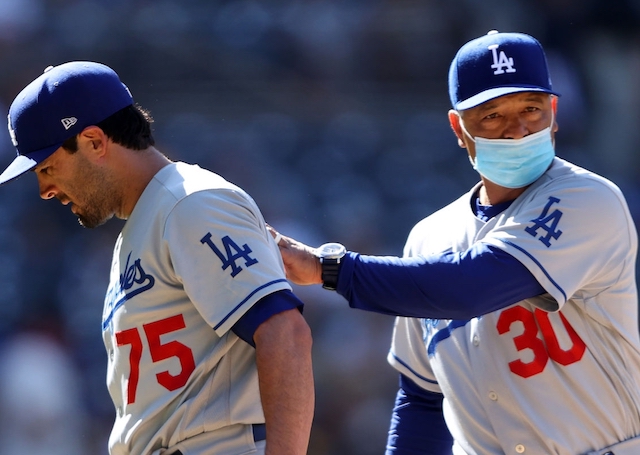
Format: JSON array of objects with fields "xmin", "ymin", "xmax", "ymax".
[
  {"xmin": 528, "ymin": 158, "xmax": 629, "ymax": 211},
  {"xmin": 154, "ymin": 162, "xmax": 245, "ymax": 197},
  {"xmin": 152, "ymin": 162, "xmax": 258, "ymax": 209},
  {"xmin": 513, "ymin": 158, "xmax": 636, "ymax": 246},
  {"xmin": 539, "ymin": 158, "xmax": 624, "ymax": 195},
  {"xmin": 145, "ymin": 162, "xmax": 262, "ymax": 226}
]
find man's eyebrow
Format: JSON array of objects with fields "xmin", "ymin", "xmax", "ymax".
[
  {"xmin": 475, "ymin": 102, "xmax": 499, "ymax": 113},
  {"xmin": 471, "ymin": 94, "xmax": 549, "ymax": 115},
  {"xmin": 522, "ymin": 94, "xmax": 548, "ymax": 102},
  {"xmin": 465, "ymin": 101, "xmax": 499, "ymax": 118},
  {"xmin": 33, "ymin": 159, "xmax": 50, "ymax": 172}
]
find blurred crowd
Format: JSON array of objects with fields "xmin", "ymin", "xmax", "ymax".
[{"xmin": 0, "ymin": 0, "xmax": 639, "ymax": 454}]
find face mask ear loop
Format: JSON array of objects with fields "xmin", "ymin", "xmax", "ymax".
[
  {"xmin": 456, "ymin": 111, "xmax": 476, "ymax": 144},
  {"xmin": 456, "ymin": 111, "xmax": 477, "ymax": 167}
]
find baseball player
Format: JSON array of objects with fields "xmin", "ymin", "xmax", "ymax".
[
  {"xmin": 0, "ymin": 62, "xmax": 314, "ymax": 455},
  {"xmin": 270, "ymin": 31, "xmax": 640, "ymax": 454}
]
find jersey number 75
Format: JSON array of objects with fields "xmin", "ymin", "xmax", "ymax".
[{"xmin": 116, "ymin": 314, "xmax": 196, "ymax": 404}]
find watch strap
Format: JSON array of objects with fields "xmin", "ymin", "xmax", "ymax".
[{"xmin": 320, "ymin": 257, "xmax": 341, "ymax": 290}]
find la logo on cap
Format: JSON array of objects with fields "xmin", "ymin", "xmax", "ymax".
[
  {"xmin": 489, "ymin": 44, "xmax": 516, "ymax": 75},
  {"xmin": 448, "ymin": 30, "xmax": 559, "ymax": 110}
]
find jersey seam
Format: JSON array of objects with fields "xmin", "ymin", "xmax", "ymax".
[
  {"xmin": 213, "ymin": 279, "xmax": 289, "ymax": 331},
  {"xmin": 389, "ymin": 352, "xmax": 439, "ymax": 386}
]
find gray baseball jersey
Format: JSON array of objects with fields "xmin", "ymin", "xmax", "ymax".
[
  {"xmin": 102, "ymin": 162, "xmax": 290, "ymax": 455},
  {"xmin": 389, "ymin": 157, "xmax": 640, "ymax": 454}
]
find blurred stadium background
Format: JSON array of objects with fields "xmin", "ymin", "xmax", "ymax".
[{"xmin": 0, "ymin": 1, "xmax": 638, "ymax": 454}]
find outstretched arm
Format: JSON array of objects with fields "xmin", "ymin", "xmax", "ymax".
[{"xmin": 267, "ymin": 225, "xmax": 546, "ymax": 320}]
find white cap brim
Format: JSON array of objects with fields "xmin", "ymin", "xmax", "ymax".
[
  {"xmin": 0, "ymin": 155, "xmax": 39, "ymax": 185},
  {"xmin": 455, "ymin": 86, "xmax": 557, "ymax": 111}
]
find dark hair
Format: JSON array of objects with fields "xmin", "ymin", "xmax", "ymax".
[{"xmin": 61, "ymin": 104, "xmax": 155, "ymax": 152}]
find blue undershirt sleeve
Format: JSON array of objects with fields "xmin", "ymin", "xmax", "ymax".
[
  {"xmin": 386, "ymin": 374, "xmax": 453, "ymax": 455},
  {"xmin": 336, "ymin": 243, "xmax": 545, "ymax": 320},
  {"xmin": 231, "ymin": 289, "xmax": 303, "ymax": 347}
]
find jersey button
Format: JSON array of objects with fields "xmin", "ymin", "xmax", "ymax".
[
  {"xmin": 515, "ymin": 444, "xmax": 525, "ymax": 453},
  {"xmin": 488, "ymin": 391, "xmax": 498, "ymax": 401},
  {"xmin": 472, "ymin": 335, "xmax": 479, "ymax": 346}
]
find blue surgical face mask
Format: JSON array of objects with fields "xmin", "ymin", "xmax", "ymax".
[{"xmin": 460, "ymin": 113, "xmax": 555, "ymax": 189}]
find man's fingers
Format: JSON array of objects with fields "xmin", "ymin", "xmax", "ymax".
[
  {"xmin": 273, "ymin": 232, "xmax": 283, "ymax": 245},
  {"xmin": 266, "ymin": 223, "xmax": 283, "ymax": 245}
]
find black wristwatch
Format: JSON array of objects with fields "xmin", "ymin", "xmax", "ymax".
[{"xmin": 316, "ymin": 242, "xmax": 347, "ymax": 290}]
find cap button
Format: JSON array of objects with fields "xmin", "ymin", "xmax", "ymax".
[
  {"xmin": 487, "ymin": 30, "xmax": 499, "ymax": 35},
  {"xmin": 43, "ymin": 65, "xmax": 54, "ymax": 73}
]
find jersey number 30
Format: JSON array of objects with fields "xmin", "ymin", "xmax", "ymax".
[
  {"xmin": 496, "ymin": 307, "xmax": 586, "ymax": 378},
  {"xmin": 116, "ymin": 314, "xmax": 196, "ymax": 404}
]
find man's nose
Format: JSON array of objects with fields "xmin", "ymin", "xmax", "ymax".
[
  {"xmin": 502, "ymin": 117, "xmax": 529, "ymax": 140},
  {"xmin": 38, "ymin": 178, "xmax": 57, "ymax": 200}
]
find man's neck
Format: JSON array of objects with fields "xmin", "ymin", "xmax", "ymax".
[
  {"xmin": 479, "ymin": 179, "xmax": 527, "ymax": 205},
  {"xmin": 117, "ymin": 146, "xmax": 172, "ymax": 219}
]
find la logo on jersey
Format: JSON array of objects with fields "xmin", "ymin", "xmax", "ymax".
[
  {"xmin": 489, "ymin": 44, "xmax": 516, "ymax": 75},
  {"xmin": 525, "ymin": 196, "xmax": 563, "ymax": 247},
  {"xmin": 201, "ymin": 233, "xmax": 258, "ymax": 277}
]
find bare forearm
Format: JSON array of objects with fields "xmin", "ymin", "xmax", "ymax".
[{"xmin": 255, "ymin": 309, "xmax": 314, "ymax": 455}]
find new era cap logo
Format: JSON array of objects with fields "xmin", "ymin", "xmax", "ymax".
[
  {"xmin": 489, "ymin": 44, "xmax": 515, "ymax": 75},
  {"xmin": 61, "ymin": 117, "xmax": 77, "ymax": 130}
]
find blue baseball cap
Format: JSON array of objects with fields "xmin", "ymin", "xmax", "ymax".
[
  {"xmin": 0, "ymin": 61, "xmax": 133, "ymax": 185},
  {"xmin": 448, "ymin": 30, "xmax": 560, "ymax": 110}
]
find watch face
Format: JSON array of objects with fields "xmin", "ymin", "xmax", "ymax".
[{"xmin": 317, "ymin": 242, "xmax": 346, "ymax": 258}]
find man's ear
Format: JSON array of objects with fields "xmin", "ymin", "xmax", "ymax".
[
  {"xmin": 77, "ymin": 126, "xmax": 108, "ymax": 157},
  {"xmin": 448, "ymin": 110, "xmax": 466, "ymax": 148},
  {"xmin": 551, "ymin": 96, "xmax": 559, "ymax": 133}
]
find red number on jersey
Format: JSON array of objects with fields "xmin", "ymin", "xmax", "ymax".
[
  {"xmin": 534, "ymin": 308, "xmax": 586, "ymax": 365},
  {"xmin": 115, "ymin": 328, "xmax": 143, "ymax": 404},
  {"xmin": 144, "ymin": 315, "xmax": 196, "ymax": 392},
  {"xmin": 496, "ymin": 306, "xmax": 549, "ymax": 377},
  {"xmin": 115, "ymin": 314, "xmax": 196, "ymax": 404},
  {"xmin": 496, "ymin": 306, "xmax": 586, "ymax": 378}
]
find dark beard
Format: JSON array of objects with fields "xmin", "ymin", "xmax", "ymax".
[
  {"xmin": 70, "ymin": 162, "xmax": 118, "ymax": 229},
  {"xmin": 75, "ymin": 207, "xmax": 114, "ymax": 229},
  {"xmin": 77, "ymin": 215, "xmax": 108, "ymax": 229}
]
